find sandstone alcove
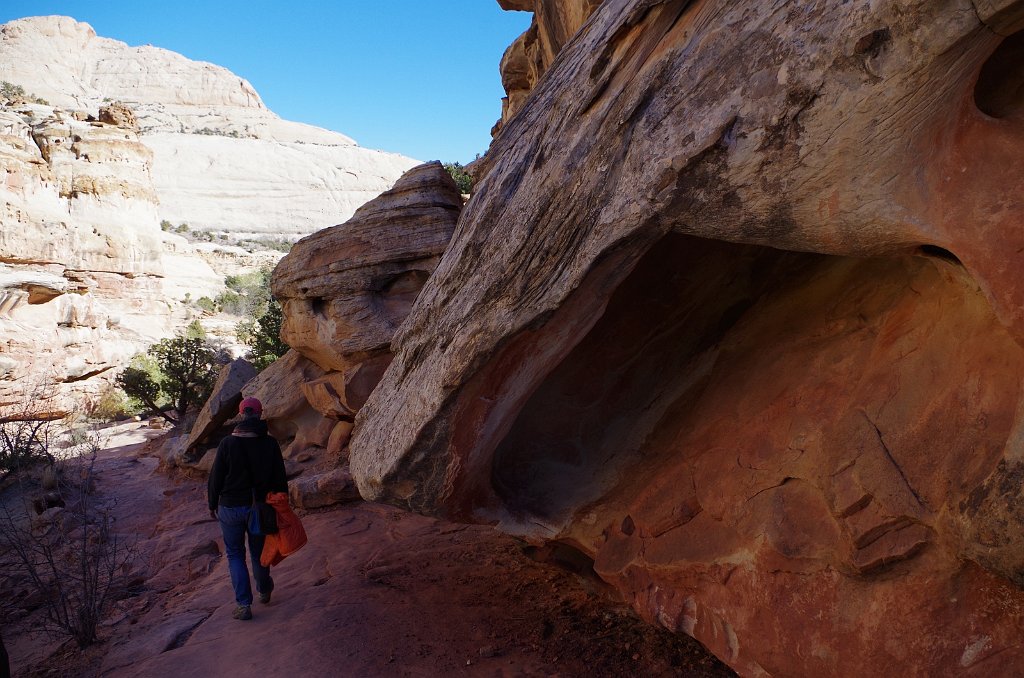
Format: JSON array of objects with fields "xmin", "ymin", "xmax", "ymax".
[
  {"xmin": 348, "ymin": 2, "xmax": 1024, "ymax": 673},
  {"xmin": 974, "ymin": 28, "xmax": 1024, "ymax": 119},
  {"xmin": 490, "ymin": 233, "xmax": 816, "ymax": 524}
]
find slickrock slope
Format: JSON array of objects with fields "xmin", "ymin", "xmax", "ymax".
[
  {"xmin": 0, "ymin": 16, "xmax": 417, "ymax": 412},
  {"xmin": 348, "ymin": 1, "xmax": 1024, "ymax": 675}
]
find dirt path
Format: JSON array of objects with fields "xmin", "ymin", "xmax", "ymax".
[{"xmin": 4, "ymin": 424, "xmax": 733, "ymax": 677}]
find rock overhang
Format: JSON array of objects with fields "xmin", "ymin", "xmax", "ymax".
[{"xmin": 348, "ymin": 1, "xmax": 1024, "ymax": 674}]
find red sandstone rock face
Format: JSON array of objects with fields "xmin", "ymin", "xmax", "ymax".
[
  {"xmin": 235, "ymin": 163, "xmax": 460, "ymax": 507},
  {"xmin": 495, "ymin": 0, "xmax": 602, "ymax": 131},
  {"xmin": 349, "ymin": 1, "xmax": 1024, "ymax": 675}
]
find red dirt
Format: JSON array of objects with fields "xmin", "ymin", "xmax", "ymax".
[{"xmin": 1, "ymin": 424, "xmax": 733, "ymax": 677}]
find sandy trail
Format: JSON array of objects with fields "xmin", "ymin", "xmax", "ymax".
[{"xmin": 3, "ymin": 423, "xmax": 732, "ymax": 677}]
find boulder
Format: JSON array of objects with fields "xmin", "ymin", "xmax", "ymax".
[
  {"xmin": 249, "ymin": 162, "xmax": 460, "ymax": 469},
  {"xmin": 272, "ymin": 161, "xmax": 462, "ymax": 372},
  {"xmin": 183, "ymin": 446, "xmax": 217, "ymax": 475},
  {"xmin": 182, "ymin": 358, "xmax": 256, "ymax": 462},
  {"xmin": 97, "ymin": 101, "xmax": 137, "ymax": 129},
  {"xmin": 325, "ymin": 421, "xmax": 354, "ymax": 461},
  {"xmin": 301, "ymin": 354, "xmax": 394, "ymax": 421},
  {"xmin": 158, "ymin": 431, "xmax": 188, "ymax": 471},
  {"xmin": 289, "ymin": 468, "xmax": 361, "ymax": 510},
  {"xmin": 243, "ymin": 349, "xmax": 331, "ymax": 456},
  {"xmin": 349, "ymin": 1, "xmax": 1024, "ymax": 675}
]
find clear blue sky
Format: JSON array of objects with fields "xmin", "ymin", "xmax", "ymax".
[{"xmin": 0, "ymin": 2, "xmax": 532, "ymax": 164}]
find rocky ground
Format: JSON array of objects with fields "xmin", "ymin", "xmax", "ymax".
[{"xmin": 1, "ymin": 422, "xmax": 733, "ymax": 677}]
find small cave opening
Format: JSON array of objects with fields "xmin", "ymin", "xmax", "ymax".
[
  {"xmin": 917, "ymin": 244, "xmax": 961, "ymax": 264},
  {"xmin": 310, "ymin": 296, "xmax": 327, "ymax": 317},
  {"xmin": 975, "ymin": 28, "xmax": 1024, "ymax": 119},
  {"xmin": 521, "ymin": 541, "xmax": 598, "ymax": 577},
  {"xmin": 489, "ymin": 232, "xmax": 817, "ymax": 522}
]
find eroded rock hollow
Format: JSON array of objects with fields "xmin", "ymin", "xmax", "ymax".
[{"xmin": 348, "ymin": 0, "xmax": 1024, "ymax": 674}]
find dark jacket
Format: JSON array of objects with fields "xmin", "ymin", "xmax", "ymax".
[{"xmin": 207, "ymin": 418, "xmax": 287, "ymax": 511}]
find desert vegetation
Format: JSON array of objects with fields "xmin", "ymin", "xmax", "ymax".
[
  {"xmin": 0, "ymin": 384, "xmax": 136, "ymax": 650},
  {"xmin": 116, "ymin": 322, "xmax": 219, "ymax": 425},
  {"xmin": 222, "ymin": 268, "xmax": 288, "ymax": 369},
  {"xmin": 237, "ymin": 295, "xmax": 286, "ymax": 370},
  {"xmin": 192, "ymin": 127, "xmax": 244, "ymax": 138},
  {"xmin": 444, "ymin": 161, "xmax": 472, "ymax": 194},
  {"xmin": 0, "ymin": 383, "xmax": 60, "ymax": 483},
  {"xmin": 0, "ymin": 80, "xmax": 48, "ymax": 105},
  {"xmin": 121, "ymin": 269, "xmax": 286, "ymax": 420},
  {"xmin": 0, "ymin": 452, "xmax": 135, "ymax": 648},
  {"xmin": 161, "ymin": 219, "xmax": 293, "ymax": 254}
]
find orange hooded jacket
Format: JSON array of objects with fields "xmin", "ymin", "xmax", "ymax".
[{"xmin": 260, "ymin": 491, "xmax": 308, "ymax": 567}]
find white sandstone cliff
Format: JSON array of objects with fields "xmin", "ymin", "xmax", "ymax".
[{"xmin": 0, "ymin": 16, "xmax": 419, "ymax": 414}]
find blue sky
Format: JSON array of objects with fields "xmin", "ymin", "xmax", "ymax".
[{"xmin": 0, "ymin": 2, "xmax": 532, "ymax": 163}]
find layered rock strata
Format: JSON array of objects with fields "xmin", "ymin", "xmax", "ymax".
[
  {"xmin": 0, "ymin": 15, "xmax": 418, "ymax": 412},
  {"xmin": 496, "ymin": 0, "xmax": 602, "ymax": 131},
  {"xmin": 349, "ymin": 1, "xmax": 1024, "ymax": 675},
  {"xmin": 0, "ymin": 101, "xmax": 220, "ymax": 411},
  {"xmin": 0, "ymin": 16, "xmax": 419, "ymax": 235},
  {"xmin": 235, "ymin": 163, "xmax": 461, "ymax": 506}
]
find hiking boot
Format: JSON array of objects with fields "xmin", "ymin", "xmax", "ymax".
[
  {"xmin": 232, "ymin": 605, "xmax": 252, "ymax": 620},
  {"xmin": 258, "ymin": 591, "xmax": 271, "ymax": 605}
]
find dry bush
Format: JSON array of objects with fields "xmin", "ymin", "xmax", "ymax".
[
  {"xmin": 0, "ymin": 433, "xmax": 135, "ymax": 648},
  {"xmin": 0, "ymin": 382, "xmax": 62, "ymax": 483}
]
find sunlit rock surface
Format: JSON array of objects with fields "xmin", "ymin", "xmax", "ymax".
[
  {"xmin": 0, "ymin": 16, "xmax": 419, "ymax": 234},
  {"xmin": 0, "ymin": 15, "xmax": 418, "ymax": 412},
  {"xmin": 273, "ymin": 161, "xmax": 462, "ymax": 372},
  {"xmin": 0, "ymin": 98, "xmax": 216, "ymax": 410}
]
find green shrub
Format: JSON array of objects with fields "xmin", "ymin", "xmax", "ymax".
[
  {"xmin": 89, "ymin": 387, "xmax": 136, "ymax": 421},
  {"xmin": 116, "ymin": 335, "xmax": 218, "ymax": 425},
  {"xmin": 195, "ymin": 296, "xmax": 217, "ymax": 313},
  {"xmin": 0, "ymin": 81, "xmax": 48, "ymax": 105},
  {"xmin": 220, "ymin": 268, "xmax": 273, "ymax": 318},
  {"xmin": 1, "ymin": 81, "xmax": 25, "ymax": 100},
  {"xmin": 160, "ymin": 220, "xmax": 173, "ymax": 231},
  {"xmin": 235, "ymin": 237, "xmax": 293, "ymax": 253},
  {"xmin": 237, "ymin": 299, "xmax": 287, "ymax": 370},
  {"xmin": 214, "ymin": 290, "xmax": 245, "ymax": 315},
  {"xmin": 256, "ymin": 237, "xmax": 292, "ymax": 252},
  {"xmin": 184, "ymin": 320, "xmax": 207, "ymax": 339},
  {"xmin": 444, "ymin": 162, "xmax": 472, "ymax": 194}
]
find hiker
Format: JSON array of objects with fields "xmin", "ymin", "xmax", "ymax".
[{"xmin": 208, "ymin": 397, "xmax": 287, "ymax": 621}]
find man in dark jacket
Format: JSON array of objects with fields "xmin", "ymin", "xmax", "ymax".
[{"xmin": 208, "ymin": 397, "xmax": 287, "ymax": 620}]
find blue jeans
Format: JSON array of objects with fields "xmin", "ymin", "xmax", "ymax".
[{"xmin": 218, "ymin": 505, "xmax": 273, "ymax": 606}]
